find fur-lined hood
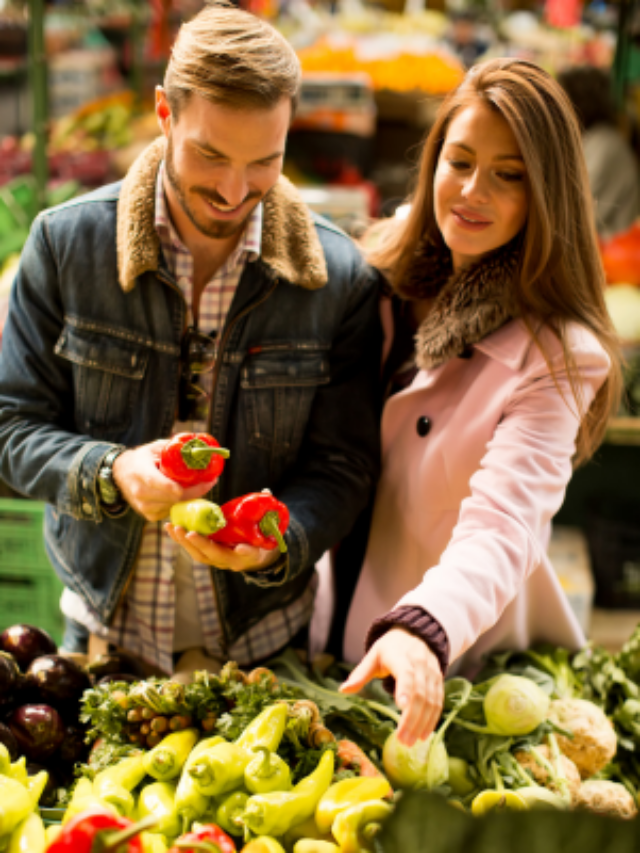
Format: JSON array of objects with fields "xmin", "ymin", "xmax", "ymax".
[
  {"xmin": 116, "ymin": 136, "xmax": 328, "ymax": 293},
  {"xmin": 399, "ymin": 239, "xmax": 522, "ymax": 370}
]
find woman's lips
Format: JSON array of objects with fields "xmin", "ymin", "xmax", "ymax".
[{"xmin": 452, "ymin": 208, "xmax": 492, "ymax": 231}]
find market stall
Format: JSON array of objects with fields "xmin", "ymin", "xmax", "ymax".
[{"xmin": 1, "ymin": 0, "xmax": 640, "ymax": 848}]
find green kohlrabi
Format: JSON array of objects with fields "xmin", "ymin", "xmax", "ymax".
[
  {"xmin": 382, "ymin": 679, "xmax": 473, "ymax": 790},
  {"xmin": 484, "ymin": 675, "xmax": 550, "ymax": 736}
]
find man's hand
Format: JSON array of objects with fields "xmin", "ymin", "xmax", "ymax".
[
  {"xmin": 165, "ymin": 523, "xmax": 281, "ymax": 573},
  {"xmin": 113, "ymin": 440, "xmax": 217, "ymax": 521},
  {"xmin": 340, "ymin": 628, "xmax": 444, "ymax": 746}
]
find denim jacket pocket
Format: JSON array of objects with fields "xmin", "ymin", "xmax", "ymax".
[
  {"xmin": 55, "ymin": 322, "xmax": 150, "ymax": 439},
  {"xmin": 240, "ymin": 344, "xmax": 330, "ymax": 456}
]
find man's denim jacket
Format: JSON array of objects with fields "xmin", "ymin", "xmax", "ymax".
[{"xmin": 0, "ymin": 138, "xmax": 381, "ymax": 656}]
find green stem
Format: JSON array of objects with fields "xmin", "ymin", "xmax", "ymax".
[
  {"xmin": 275, "ymin": 661, "xmax": 401, "ymax": 724},
  {"xmin": 492, "ymin": 761, "xmax": 504, "ymax": 792},
  {"xmin": 181, "ymin": 439, "xmax": 230, "ymax": 470},
  {"xmin": 101, "ymin": 815, "xmax": 158, "ymax": 851},
  {"xmin": 259, "ymin": 511, "xmax": 287, "ymax": 552},
  {"xmin": 175, "ymin": 843, "xmax": 222, "ymax": 852},
  {"xmin": 255, "ymin": 746, "xmax": 274, "ymax": 778},
  {"xmin": 451, "ymin": 719, "xmax": 492, "ymax": 735}
]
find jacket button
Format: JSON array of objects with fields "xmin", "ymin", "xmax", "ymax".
[{"xmin": 416, "ymin": 416, "xmax": 431, "ymax": 437}]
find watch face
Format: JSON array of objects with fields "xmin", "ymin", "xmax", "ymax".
[{"xmin": 98, "ymin": 458, "xmax": 121, "ymax": 505}]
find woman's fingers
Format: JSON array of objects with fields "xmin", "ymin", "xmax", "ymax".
[{"xmin": 340, "ymin": 648, "xmax": 386, "ymax": 694}]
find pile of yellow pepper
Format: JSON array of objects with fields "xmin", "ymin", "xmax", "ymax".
[
  {"xmin": 0, "ymin": 744, "xmax": 50, "ymax": 851},
  {"xmin": 43, "ymin": 703, "xmax": 394, "ymax": 853},
  {"xmin": 297, "ymin": 39, "xmax": 464, "ymax": 94}
]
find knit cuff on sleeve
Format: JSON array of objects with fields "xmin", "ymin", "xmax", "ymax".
[{"xmin": 365, "ymin": 605, "xmax": 450, "ymax": 694}]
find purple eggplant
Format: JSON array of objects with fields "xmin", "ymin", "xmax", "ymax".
[
  {"xmin": 25, "ymin": 655, "xmax": 91, "ymax": 715},
  {"xmin": 0, "ymin": 625, "xmax": 57, "ymax": 671},
  {"xmin": 0, "ymin": 721, "xmax": 19, "ymax": 761},
  {"xmin": 8, "ymin": 704, "xmax": 64, "ymax": 761},
  {"xmin": 96, "ymin": 673, "xmax": 138, "ymax": 686},
  {"xmin": 57, "ymin": 723, "xmax": 89, "ymax": 765},
  {"xmin": 0, "ymin": 651, "xmax": 22, "ymax": 710}
]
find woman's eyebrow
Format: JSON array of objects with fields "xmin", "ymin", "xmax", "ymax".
[{"xmin": 446, "ymin": 141, "xmax": 524, "ymax": 162}]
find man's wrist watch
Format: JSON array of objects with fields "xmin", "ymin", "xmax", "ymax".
[{"xmin": 97, "ymin": 447, "xmax": 126, "ymax": 507}]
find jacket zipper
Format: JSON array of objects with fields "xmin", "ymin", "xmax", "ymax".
[
  {"xmin": 206, "ymin": 273, "xmax": 280, "ymax": 659},
  {"xmin": 111, "ymin": 268, "xmax": 279, "ymax": 660},
  {"xmin": 110, "ymin": 269, "xmax": 186, "ymax": 625}
]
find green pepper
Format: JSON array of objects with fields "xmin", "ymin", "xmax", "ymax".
[
  {"xmin": 470, "ymin": 789, "xmax": 528, "ymax": 815},
  {"xmin": 242, "ymin": 837, "xmax": 286, "ymax": 853},
  {"xmin": 141, "ymin": 832, "xmax": 169, "ymax": 853},
  {"xmin": 175, "ymin": 736, "xmax": 224, "ymax": 833},
  {"xmin": 0, "ymin": 777, "xmax": 33, "ymax": 838},
  {"xmin": 44, "ymin": 825, "xmax": 62, "ymax": 847},
  {"xmin": 331, "ymin": 799, "xmax": 394, "ymax": 853},
  {"xmin": 293, "ymin": 841, "xmax": 339, "ymax": 853},
  {"xmin": 242, "ymin": 750, "xmax": 334, "ymax": 838},
  {"xmin": 470, "ymin": 760, "xmax": 528, "ymax": 816},
  {"xmin": 315, "ymin": 777, "xmax": 391, "ymax": 835},
  {"xmin": 189, "ymin": 705, "xmax": 288, "ymax": 797},
  {"xmin": 7, "ymin": 812, "xmax": 46, "ymax": 853},
  {"xmin": 5, "ymin": 759, "xmax": 27, "ymax": 788},
  {"xmin": 143, "ymin": 728, "xmax": 200, "ymax": 782},
  {"xmin": 169, "ymin": 500, "xmax": 226, "ymax": 536},
  {"xmin": 215, "ymin": 789, "xmax": 249, "ymax": 836},
  {"xmin": 244, "ymin": 747, "xmax": 291, "ymax": 795},
  {"xmin": 25, "ymin": 770, "xmax": 48, "ymax": 808},
  {"xmin": 0, "ymin": 745, "xmax": 10, "ymax": 776},
  {"xmin": 138, "ymin": 782, "xmax": 181, "ymax": 838},
  {"xmin": 282, "ymin": 816, "xmax": 325, "ymax": 848},
  {"xmin": 94, "ymin": 754, "xmax": 148, "ymax": 817}
]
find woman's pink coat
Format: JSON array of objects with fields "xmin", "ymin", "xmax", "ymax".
[{"xmin": 344, "ymin": 303, "xmax": 610, "ymax": 673}]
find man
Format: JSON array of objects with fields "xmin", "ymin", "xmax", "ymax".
[{"xmin": 0, "ymin": 2, "xmax": 380, "ymax": 674}]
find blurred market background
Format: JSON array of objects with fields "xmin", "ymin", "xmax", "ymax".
[{"xmin": 1, "ymin": 0, "xmax": 640, "ymax": 649}]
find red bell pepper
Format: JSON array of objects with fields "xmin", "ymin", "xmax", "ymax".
[
  {"xmin": 168, "ymin": 823, "xmax": 236, "ymax": 853},
  {"xmin": 159, "ymin": 433, "xmax": 230, "ymax": 487},
  {"xmin": 208, "ymin": 490, "xmax": 289, "ymax": 553},
  {"xmin": 45, "ymin": 807, "xmax": 156, "ymax": 853}
]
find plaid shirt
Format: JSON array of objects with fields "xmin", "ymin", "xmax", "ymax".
[{"xmin": 108, "ymin": 164, "xmax": 317, "ymax": 673}]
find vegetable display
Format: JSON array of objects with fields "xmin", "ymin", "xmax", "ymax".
[
  {"xmin": 6, "ymin": 620, "xmax": 640, "ymax": 851},
  {"xmin": 159, "ymin": 433, "xmax": 230, "ymax": 488}
]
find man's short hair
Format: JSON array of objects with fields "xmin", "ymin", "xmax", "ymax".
[{"xmin": 164, "ymin": 0, "xmax": 301, "ymax": 118}]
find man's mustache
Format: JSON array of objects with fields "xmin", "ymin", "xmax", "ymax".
[{"xmin": 195, "ymin": 187, "xmax": 262, "ymax": 207}]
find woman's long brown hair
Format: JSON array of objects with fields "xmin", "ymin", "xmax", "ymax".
[{"xmin": 367, "ymin": 58, "xmax": 622, "ymax": 465}]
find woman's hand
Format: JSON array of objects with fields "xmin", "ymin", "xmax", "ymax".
[
  {"xmin": 340, "ymin": 628, "xmax": 444, "ymax": 746},
  {"xmin": 165, "ymin": 524, "xmax": 280, "ymax": 572}
]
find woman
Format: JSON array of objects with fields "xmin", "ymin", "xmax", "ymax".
[{"xmin": 340, "ymin": 59, "xmax": 622, "ymax": 748}]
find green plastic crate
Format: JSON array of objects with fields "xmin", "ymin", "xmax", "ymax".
[{"xmin": 0, "ymin": 498, "xmax": 65, "ymax": 645}]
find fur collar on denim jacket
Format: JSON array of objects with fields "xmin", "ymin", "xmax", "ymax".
[{"xmin": 116, "ymin": 136, "xmax": 328, "ymax": 293}]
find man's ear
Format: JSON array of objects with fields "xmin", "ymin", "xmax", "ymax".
[{"xmin": 156, "ymin": 86, "xmax": 172, "ymax": 136}]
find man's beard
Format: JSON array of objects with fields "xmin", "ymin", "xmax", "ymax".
[{"xmin": 165, "ymin": 135, "xmax": 261, "ymax": 240}]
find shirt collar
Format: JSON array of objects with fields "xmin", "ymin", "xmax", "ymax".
[{"xmin": 154, "ymin": 161, "xmax": 263, "ymax": 269}]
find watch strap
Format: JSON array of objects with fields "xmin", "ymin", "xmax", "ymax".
[{"xmin": 97, "ymin": 447, "xmax": 126, "ymax": 506}]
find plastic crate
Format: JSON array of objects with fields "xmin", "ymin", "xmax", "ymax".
[
  {"xmin": 586, "ymin": 497, "xmax": 640, "ymax": 609},
  {"xmin": 0, "ymin": 498, "xmax": 65, "ymax": 644}
]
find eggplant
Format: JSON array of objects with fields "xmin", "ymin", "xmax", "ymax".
[
  {"xmin": 25, "ymin": 654, "xmax": 91, "ymax": 715},
  {"xmin": 0, "ymin": 651, "xmax": 22, "ymax": 710},
  {"xmin": 96, "ymin": 673, "xmax": 138, "ymax": 686},
  {"xmin": 0, "ymin": 721, "xmax": 19, "ymax": 761},
  {"xmin": 86, "ymin": 653, "xmax": 141, "ymax": 681},
  {"xmin": 57, "ymin": 723, "xmax": 89, "ymax": 765},
  {"xmin": 8, "ymin": 704, "xmax": 65, "ymax": 761},
  {"xmin": 0, "ymin": 625, "xmax": 56, "ymax": 671}
]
